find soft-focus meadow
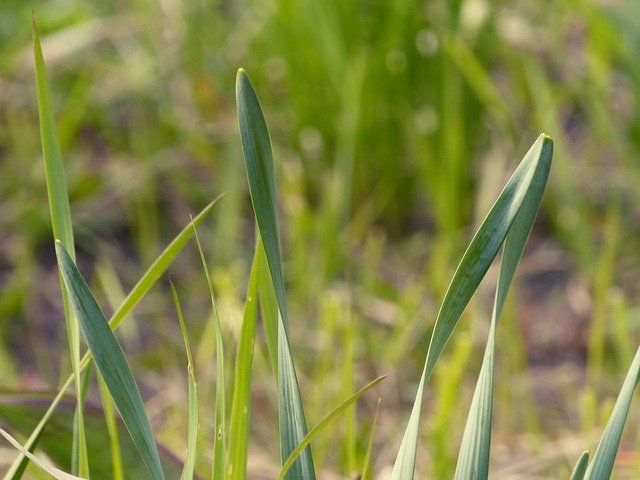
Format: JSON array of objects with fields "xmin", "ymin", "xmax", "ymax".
[{"xmin": 2, "ymin": 0, "xmax": 640, "ymax": 478}]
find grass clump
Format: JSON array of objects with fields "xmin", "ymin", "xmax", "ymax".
[{"xmin": 2, "ymin": 9, "xmax": 640, "ymax": 480}]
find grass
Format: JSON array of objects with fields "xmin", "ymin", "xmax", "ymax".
[{"xmin": 2, "ymin": 1, "xmax": 640, "ymax": 478}]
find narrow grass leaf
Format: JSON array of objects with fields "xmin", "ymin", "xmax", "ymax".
[
  {"xmin": 190, "ymin": 227, "xmax": 225, "ymax": 480},
  {"xmin": 5, "ymin": 197, "xmax": 219, "ymax": 479},
  {"xmin": 32, "ymin": 15, "xmax": 87, "ymax": 476},
  {"xmin": 391, "ymin": 135, "xmax": 553, "ymax": 479},
  {"xmin": 228, "ymin": 245, "xmax": 261, "ymax": 480},
  {"xmin": 570, "ymin": 451, "xmax": 589, "ymax": 480},
  {"xmin": 584, "ymin": 345, "xmax": 640, "ymax": 480},
  {"xmin": 55, "ymin": 242, "xmax": 165, "ymax": 480},
  {"xmin": 236, "ymin": 68, "xmax": 314, "ymax": 479},
  {"xmin": 278, "ymin": 376, "xmax": 387, "ymax": 480},
  {"xmin": 0, "ymin": 428, "xmax": 85, "ymax": 480},
  {"xmin": 96, "ymin": 372, "xmax": 124, "ymax": 480},
  {"xmin": 455, "ymin": 137, "xmax": 551, "ymax": 479},
  {"xmin": 361, "ymin": 399, "xmax": 381, "ymax": 480},
  {"xmin": 170, "ymin": 284, "xmax": 198, "ymax": 480}
]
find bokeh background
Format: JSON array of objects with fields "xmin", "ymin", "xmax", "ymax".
[{"xmin": 2, "ymin": 0, "xmax": 640, "ymax": 477}]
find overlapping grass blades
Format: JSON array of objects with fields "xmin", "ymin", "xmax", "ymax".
[
  {"xmin": 4, "ymin": 197, "xmax": 219, "ymax": 479},
  {"xmin": 32, "ymin": 15, "xmax": 87, "ymax": 477},
  {"xmin": 227, "ymin": 244, "xmax": 261, "ymax": 480},
  {"xmin": 236, "ymin": 68, "xmax": 315, "ymax": 479},
  {"xmin": 170, "ymin": 284, "xmax": 198, "ymax": 480},
  {"xmin": 55, "ymin": 242, "xmax": 165, "ymax": 480},
  {"xmin": 391, "ymin": 134, "xmax": 553, "ymax": 479},
  {"xmin": 454, "ymin": 137, "xmax": 552, "ymax": 479}
]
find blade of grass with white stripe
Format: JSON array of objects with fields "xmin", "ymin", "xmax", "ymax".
[
  {"xmin": 55, "ymin": 242, "xmax": 165, "ymax": 480},
  {"xmin": 454, "ymin": 137, "xmax": 551, "ymax": 479},
  {"xmin": 32, "ymin": 15, "xmax": 88, "ymax": 476},
  {"xmin": 236, "ymin": 68, "xmax": 315, "ymax": 479},
  {"xmin": 228, "ymin": 244, "xmax": 261, "ymax": 480},
  {"xmin": 584, "ymin": 345, "xmax": 640, "ymax": 480},
  {"xmin": 5, "ymin": 197, "xmax": 219, "ymax": 480},
  {"xmin": 190, "ymin": 226, "xmax": 225, "ymax": 480},
  {"xmin": 391, "ymin": 135, "xmax": 553, "ymax": 479},
  {"xmin": 170, "ymin": 283, "xmax": 199, "ymax": 480},
  {"xmin": 570, "ymin": 451, "xmax": 589, "ymax": 480},
  {"xmin": 277, "ymin": 376, "xmax": 387, "ymax": 480},
  {"xmin": 0, "ymin": 429, "xmax": 85, "ymax": 480}
]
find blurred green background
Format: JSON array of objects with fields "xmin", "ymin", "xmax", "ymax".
[{"xmin": 2, "ymin": 0, "xmax": 640, "ymax": 477}]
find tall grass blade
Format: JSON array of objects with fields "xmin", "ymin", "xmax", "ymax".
[
  {"xmin": 454, "ymin": 139, "xmax": 551, "ymax": 479},
  {"xmin": 278, "ymin": 376, "xmax": 387, "ymax": 480},
  {"xmin": 55, "ymin": 242, "xmax": 165, "ymax": 480},
  {"xmin": 170, "ymin": 284, "xmax": 199, "ymax": 480},
  {"xmin": 570, "ymin": 451, "xmax": 589, "ymax": 480},
  {"xmin": 32, "ymin": 14, "xmax": 88, "ymax": 477},
  {"xmin": 236, "ymin": 68, "xmax": 314, "ymax": 479},
  {"xmin": 5, "ymin": 197, "xmax": 219, "ymax": 479},
  {"xmin": 0, "ymin": 429, "xmax": 85, "ymax": 480},
  {"xmin": 361, "ymin": 398, "xmax": 381, "ymax": 480},
  {"xmin": 584, "ymin": 345, "xmax": 640, "ymax": 479},
  {"xmin": 391, "ymin": 135, "xmax": 553, "ymax": 479},
  {"xmin": 228, "ymin": 245, "xmax": 261, "ymax": 480},
  {"xmin": 190, "ymin": 227, "xmax": 225, "ymax": 480},
  {"xmin": 96, "ymin": 373, "xmax": 124, "ymax": 480}
]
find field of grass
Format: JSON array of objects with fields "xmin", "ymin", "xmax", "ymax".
[{"xmin": 2, "ymin": 0, "xmax": 640, "ymax": 478}]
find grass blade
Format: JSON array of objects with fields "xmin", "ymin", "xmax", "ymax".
[
  {"xmin": 454, "ymin": 139, "xmax": 551, "ymax": 479},
  {"xmin": 190, "ymin": 226, "xmax": 225, "ymax": 480},
  {"xmin": 584, "ymin": 345, "xmax": 640, "ymax": 479},
  {"xmin": 170, "ymin": 284, "xmax": 199, "ymax": 480},
  {"xmin": 391, "ymin": 135, "xmax": 553, "ymax": 479},
  {"xmin": 4, "ymin": 197, "xmax": 219, "ymax": 479},
  {"xmin": 228, "ymin": 245, "xmax": 261, "ymax": 480},
  {"xmin": 0, "ymin": 429, "xmax": 85, "ymax": 480},
  {"xmin": 236, "ymin": 68, "xmax": 314, "ymax": 479},
  {"xmin": 570, "ymin": 451, "xmax": 589, "ymax": 480},
  {"xmin": 55, "ymin": 242, "xmax": 165, "ymax": 480},
  {"xmin": 361, "ymin": 399, "xmax": 381, "ymax": 480},
  {"xmin": 32, "ymin": 14, "xmax": 87, "ymax": 477},
  {"xmin": 277, "ymin": 376, "xmax": 387, "ymax": 480},
  {"xmin": 96, "ymin": 372, "xmax": 124, "ymax": 480}
]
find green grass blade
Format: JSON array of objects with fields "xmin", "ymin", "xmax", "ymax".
[
  {"xmin": 32, "ymin": 15, "xmax": 87, "ymax": 477},
  {"xmin": 277, "ymin": 376, "xmax": 387, "ymax": 480},
  {"xmin": 170, "ymin": 284, "xmax": 198, "ymax": 480},
  {"xmin": 236, "ymin": 68, "xmax": 314, "ymax": 479},
  {"xmin": 455, "ymin": 137, "xmax": 551, "ymax": 479},
  {"xmin": 55, "ymin": 242, "xmax": 165, "ymax": 480},
  {"xmin": 4, "ymin": 197, "xmax": 220, "ymax": 479},
  {"xmin": 97, "ymin": 372, "xmax": 124, "ymax": 480},
  {"xmin": 228, "ymin": 245, "xmax": 261, "ymax": 480},
  {"xmin": 570, "ymin": 451, "xmax": 590, "ymax": 480},
  {"xmin": 0, "ymin": 428, "xmax": 85, "ymax": 480},
  {"xmin": 190, "ymin": 226, "xmax": 225, "ymax": 480},
  {"xmin": 391, "ymin": 135, "xmax": 553, "ymax": 479},
  {"xmin": 584, "ymin": 345, "xmax": 640, "ymax": 480},
  {"xmin": 361, "ymin": 398, "xmax": 381, "ymax": 480}
]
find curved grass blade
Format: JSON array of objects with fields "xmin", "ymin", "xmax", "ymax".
[
  {"xmin": 32, "ymin": 15, "xmax": 87, "ymax": 476},
  {"xmin": 170, "ymin": 284, "xmax": 198, "ymax": 480},
  {"xmin": 454, "ymin": 144, "xmax": 551, "ymax": 479},
  {"xmin": 391, "ymin": 135, "xmax": 553, "ymax": 479},
  {"xmin": 236, "ymin": 68, "xmax": 314, "ymax": 479},
  {"xmin": 55, "ymin": 242, "xmax": 165, "ymax": 480},
  {"xmin": 278, "ymin": 376, "xmax": 387, "ymax": 480},
  {"xmin": 584, "ymin": 345, "xmax": 640, "ymax": 480},
  {"xmin": 190, "ymin": 226, "xmax": 225, "ymax": 480},
  {"xmin": 5, "ymin": 197, "xmax": 219, "ymax": 479},
  {"xmin": 0, "ymin": 428, "xmax": 85, "ymax": 480},
  {"xmin": 570, "ymin": 451, "xmax": 589, "ymax": 480},
  {"xmin": 228, "ymin": 245, "xmax": 261, "ymax": 480}
]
